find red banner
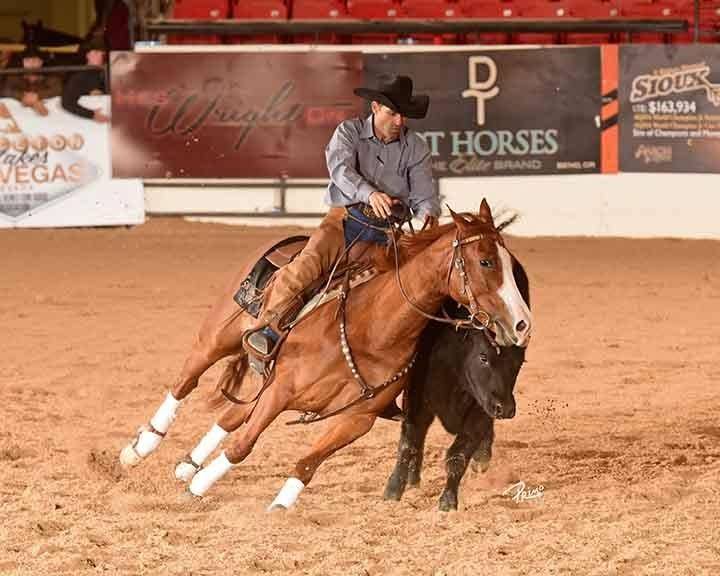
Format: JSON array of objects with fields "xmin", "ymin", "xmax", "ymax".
[{"xmin": 110, "ymin": 51, "xmax": 364, "ymax": 178}]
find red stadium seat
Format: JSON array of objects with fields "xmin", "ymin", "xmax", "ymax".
[
  {"xmin": 460, "ymin": 0, "xmax": 517, "ymax": 44},
  {"xmin": 621, "ymin": 0, "xmax": 681, "ymax": 43},
  {"xmin": 683, "ymin": 2, "xmax": 720, "ymax": 43},
  {"xmin": 565, "ymin": 0, "xmax": 620, "ymax": 45},
  {"xmin": 347, "ymin": 0, "xmax": 405, "ymax": 44},
  {"xmin": 291, "ymin": 0, "xmax": 349, "ymax": 43},
  {"xmin": 399, "ymin": 0, "xmax": 461, "ymax": 44},
  {"xmin": 169, "ymin": 0, "xmax": 229, "ymax": 44},
  {"xmin": 231, "ymin": 0, "xmax": 288, "ymax": 44},
  {"xmin": 513, "ymin": 0, "xmax": 570, "ymax": 44}
]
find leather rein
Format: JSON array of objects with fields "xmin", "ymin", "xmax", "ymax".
[{"xmin": 388, "ymin": 219, "xmax": 495, "ymax": 332}]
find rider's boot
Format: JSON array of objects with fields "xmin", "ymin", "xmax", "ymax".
[{"xmin": 243, "ymin": 309, "xmax": 284, "ymax": 375}]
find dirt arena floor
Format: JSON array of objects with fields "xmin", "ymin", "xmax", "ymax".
[{"xmin": 2, "ymin": 217, "xmax": 719, "ymax": 576}]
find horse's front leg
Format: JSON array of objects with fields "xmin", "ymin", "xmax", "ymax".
[{"xmin": 267, "ymin": 412, "xmax": 375, "ymax": 511}]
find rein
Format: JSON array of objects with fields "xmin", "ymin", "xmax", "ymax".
[
  {"xmin": 228, "ymin": 205, "xmax": 497, "ymax": 423},
  {"xmin": 288, "ymin": 208, "xmax": 494, "ymax": 425},
  {"xmin": 387, "ymin": 222, "xmax": 492, "ymax": 331}
]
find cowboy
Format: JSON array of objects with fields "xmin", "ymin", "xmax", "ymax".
[
  {"xmin": 61, "ymin": 33, "xmax": 109, "ymax": 122},
  {"xmin": 4, "ymin": 42, "xmax": 62, "ymax": 117},
  {"xmin": 244, "ymin": 74, "xmax": 441, "ymax": 360}
]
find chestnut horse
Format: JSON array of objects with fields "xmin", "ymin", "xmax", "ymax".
[{"xmin": 119, "ymin": 200, "xmax": 532, "ymax": 510}]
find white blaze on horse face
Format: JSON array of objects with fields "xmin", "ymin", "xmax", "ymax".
[{"xmin": 496, "ymin": 243, "xmax": 532, "ymax": 347}]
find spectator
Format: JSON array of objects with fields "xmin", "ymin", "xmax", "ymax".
[
  {"xmin": 61, "ymin": 34, "xmax": 109, "ymax": 122},
  {"xmin": 3, "ymin": 42, "xmax": 62, "ymax": 116},
  {"xmin": 0, "ymin": 40, "xmax": 14, "ymax": 97}
]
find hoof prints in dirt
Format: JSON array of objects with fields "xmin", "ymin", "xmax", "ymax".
[
  {"xmin": 87, "ymin": 449, "xmax": 125, "ymax": 482},
  {"xmin": 0, "ymin": 442, "xmax": 35, "ymax": 462}
]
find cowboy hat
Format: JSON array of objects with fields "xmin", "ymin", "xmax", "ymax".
[{"xmin": 354, "ymin": 74, "xmax": 429, "ymax": 119}]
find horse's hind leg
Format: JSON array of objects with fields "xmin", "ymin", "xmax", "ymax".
[
  {"xmin": 383, "ymin": 401, "xmax": 434, "ymax": 501},
  {"xmin": 120, "ymin": 310, "xmax": 249, "ymax": 468},
  {"xmin": 266, "ymin": 413, "xmax": 375, "ymax": 511}
]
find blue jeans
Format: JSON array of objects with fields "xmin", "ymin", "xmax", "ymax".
[{"xmin": 344, "ymin": 206, "xmax": 390, "ymax": 246}]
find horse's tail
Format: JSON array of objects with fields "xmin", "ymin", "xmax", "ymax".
[{"xmin": 206, "ymin": 354, "xmax": 248, "ymax": 410}]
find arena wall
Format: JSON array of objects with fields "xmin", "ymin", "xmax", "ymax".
[
  {"xmin": 144, "ymin": 173, "xmax": 720, "ymax": 239},
  {"xmin": 136, "ymin": 44, "xmax": 720, "ymax": 239}
]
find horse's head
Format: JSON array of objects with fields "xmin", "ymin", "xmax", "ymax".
[
  {"xmin": 462, "ymin": 333, "xmax": 524, "ymax": 419},
  {"xmin": 447, "ymin": 199, "xmax": 532, "ymax": 347}
]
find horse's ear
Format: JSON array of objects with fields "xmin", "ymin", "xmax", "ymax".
[
  {"xmin": 449, "ymin": 205, "xmax": 472, "ymax": 233},
  {"xmin": 479, "ymin": 198, "xmax": 494, "ymax": 225}
]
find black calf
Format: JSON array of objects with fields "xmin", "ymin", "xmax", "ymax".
[{"xmin": 384, "ymin": 258, "xmax": 529, "ymax": 511}]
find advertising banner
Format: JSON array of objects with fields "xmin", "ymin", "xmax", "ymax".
[
  {"xmin": 364, "ymin": 47, "xmax": 602, "ymax": 177},
  {"xmin": 0, "ymin": 95, "xmax": 143, "ymax": 228},
  {"xmin": 110, "ymin": 51, "xmax": 364, "ymax": 179},
  {"xmin": 620, "ymin": 45, "xmax": 720, "ymax": 172}
]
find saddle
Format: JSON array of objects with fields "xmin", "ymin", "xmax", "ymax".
[{"xmin": 233, "ymin": 235, "xmax": 379, "ymax": 373}]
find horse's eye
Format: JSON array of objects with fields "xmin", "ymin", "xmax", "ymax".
[
  {"xmin": 479, "ymin": 353, "xmax": 489, "ymax": 364},
  {"xmin": 480, "ymin": 259, "xmax": 494, "ymax": 269}
]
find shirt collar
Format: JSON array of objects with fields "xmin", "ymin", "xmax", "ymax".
[
  {"xmin": 361, "ymin": 113, "xmax": 408, "ymax": 147},
  {"xmin": 360, "ymin": 114, "xmax": 375, "ymax": 140}
]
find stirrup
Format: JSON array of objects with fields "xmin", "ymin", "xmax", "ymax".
[{"xmin": 243, "ymin": 326, "xmax": 283, "ymax": 375}]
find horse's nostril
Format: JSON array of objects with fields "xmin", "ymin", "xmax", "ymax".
[
  {"xmin": 516, "ymin": 320, "xmax": 527, "ymax": 333},
  {"xmin": 494, "ymin": 402, "xmax": 503, "ymax": 416}
]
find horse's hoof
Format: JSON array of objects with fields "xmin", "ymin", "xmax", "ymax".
[
  {"xmin": 382, "ymin": 478, "xmax": 404, "ymax": 501},
  {"xmin": 383, "ymin": 489, "xmax": 402, "ymax": 502},
  {"xmin": 438, "ymin": 491, "xmax": 458, "ymax": 512},
  {"xmin": 266, "ymin": 502, "xmax": 287, "ymax": 513},
  {"xmin": 181, "ymin": 487, "xmax": 202, "ymax": 502},
  {"xmin": 119, "ymin": 443, "xmax": 142, "ymax": 467},
  {"xmin": 175, "ymin": 460, "xmax": 199, "ymax": 483}
]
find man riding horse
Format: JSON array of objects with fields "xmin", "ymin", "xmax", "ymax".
[
  {"xmin": 243, "ymin": 74, "xmax": 441, "ymax": 365},
  {"xmin": 119, "ymin": 72, "xmax": 532, "ymax": 509}
]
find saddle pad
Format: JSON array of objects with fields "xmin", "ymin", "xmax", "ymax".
[{"xmin": 294, "ymin": 267, "xmax": 379, "ymax": 324}]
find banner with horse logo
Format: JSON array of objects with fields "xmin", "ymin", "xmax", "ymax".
[
  {"xmin": 364, "ymin": 47, "xmax": 602, "ymax": 177},
  {"xmin": 110, "ymin": 51, "xmax": 364, "ymax": 179},
  {"xmin": 619, "ymin": 45, "xmax": 720, "ymax": 173}
]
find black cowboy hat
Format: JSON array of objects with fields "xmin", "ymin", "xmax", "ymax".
[
  {"xmin": 354, "ymin": 74, "xmax": 429, "ymax": 120},
  {"xmin": 19, "ymin": 24, "xmax": 42, "ymax": 59}
]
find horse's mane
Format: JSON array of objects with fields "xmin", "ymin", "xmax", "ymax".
[{"xmin": 372, "ymin": 214, "xmax": 503, "ymax": 272}]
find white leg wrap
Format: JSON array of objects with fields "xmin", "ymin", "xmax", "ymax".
[
  {"xmin": 267, "ymin": 477, "xmax": 305, "ymax": 511},
  {"xmin": 150, "ymin": 391, "xmax": 181, "ymax": 434},
  {"xmin": 189, "ymin": 452, "xmax": 233, "ymax": 497},
  {"xmin": 190, "ymin": 424, "xmax": 228, "ymax": 465},
  {"xmin": 176, "ymin": 424, "xmax": 229, "ymax": 482},
  {"xmin": 134, "ymin": 428, "xmax": 163, "ymax": 458}
]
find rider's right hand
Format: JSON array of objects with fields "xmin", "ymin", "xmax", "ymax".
[{"xmin": 369, "ymin": 191, "xmax": 399, "ymax": 219}]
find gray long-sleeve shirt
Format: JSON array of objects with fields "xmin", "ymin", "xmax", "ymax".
[{"xmin": 324, "ymin": 114, "xmax": 440, "ymax": 219}]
